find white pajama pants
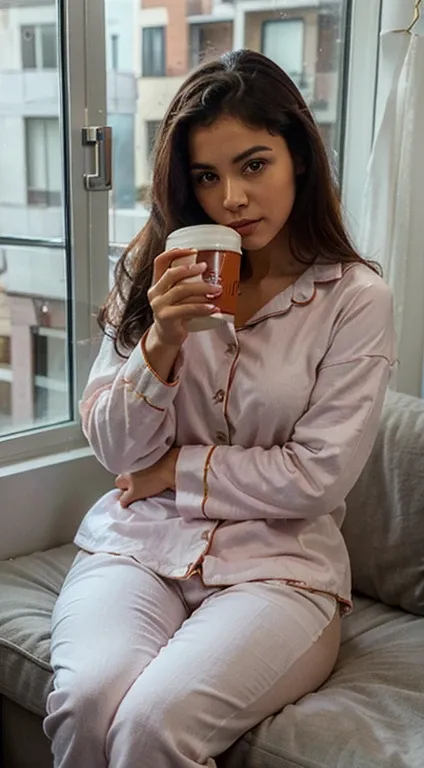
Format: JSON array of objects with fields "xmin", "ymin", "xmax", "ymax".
[{"xmin": 44, "ymin": 550, "xmax": 341, "ymax": 768}]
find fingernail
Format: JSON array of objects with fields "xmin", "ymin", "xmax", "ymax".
[{"xmin": 206, "ymin": 304, "xmax": 217, "ymax": 310}]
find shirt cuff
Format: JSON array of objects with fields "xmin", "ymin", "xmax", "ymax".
[
  {"xmin": 176, "ymin": 445, "xmax": 216, "ymax": 520},
  {"xmin": 123, "ymin": 331, "xmax": 184, "ymax": 412}
]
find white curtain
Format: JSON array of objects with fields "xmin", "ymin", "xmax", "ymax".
[{"xmin": 359, "ymin": 29, "xmax": 424, "ymax": 396}]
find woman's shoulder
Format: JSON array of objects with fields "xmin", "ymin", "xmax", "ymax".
[
  {"xmin": 340, "ymin": 260, "xmax": 391, "ymax": 297},
  {"xmin": 318, "ymin": 261, "xmax": 393, "ymax": 318}
]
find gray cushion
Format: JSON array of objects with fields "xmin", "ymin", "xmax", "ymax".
[
  {"xmin": 343, "ymin": 390, "xmax": 424, "ymax": 615},
  {"xmin": 223, "ymin": 598, "xmax": 424, "ymax": 768},
  {"xmin": 1, "ymin": 545, "xmax": 424, "ymax": 768},
  {"xmin": 0, "ymin": 543, "xmax": 77, "ymax": 716}
]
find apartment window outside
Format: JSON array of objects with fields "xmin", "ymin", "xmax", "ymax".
[
  {"xmin": 111, "ymin": 34, "xmax": 119, "ymax": 71},
  {"xmin": 21, "ymin": 24, "xmax": 57, "ymax": 70},
  {"xmin": 261, "ymin": 19, "xmax": 305, "ymax": 87},
  {"xmin": 190, "ymin": 21, "xmax": 233, "ymax": 69},
  {"xmin": 142, "ymin": 26, "xmax": 166, "ymax": 77},
  {"xmin": 32, "ymin": 328, "xmax": 68, "ymax": 424},
  {"xmin": 25, "ymin": 118, "xmax": 62, "ymax": 207}
]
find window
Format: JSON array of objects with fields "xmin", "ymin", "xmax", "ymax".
[
  {"xmin": 21, "ymin": 24, "xmax": 57, "ymax": 70},
  {"xmin": 0, "ymin": 0, "xmax": 86, "ymax": 459},
  {"xmin": 189, "ymin": 21, "xmax": 233, "ymax": 69},
  {"xmin": 32, "ymin": 328, "xmax": 68, "ymax": 424},
  {"xmin": 261, "ymin": 19, "xmax": 304, "ymax": 86},
  {"xmin": 111, "ymin": 34, "xmax": 119, "ymax": 71},
  {"xmin": 142, "ymin": 27, "xmax": 166, "ymax": 77},
  {"xmin": 25, "ymin": 118, "xmax": 62, "ymax": 206}
]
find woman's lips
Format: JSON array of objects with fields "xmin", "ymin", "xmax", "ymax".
[{"xmin": 229, "ymin": 219, "xmax": 261, "ymax": 237}]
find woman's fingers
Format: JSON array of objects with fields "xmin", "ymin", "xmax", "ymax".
[
  {"xmin": 149, "ymin": 263, "xmax": 207, "ymax": 305},
  {"xmin": 115, "ymin": 474, "xmax": 129, "ymax": 490},
  {"xmin": 151, "ymin": 248, "xmax": 199, "ymax": 286},
  {"xmin": 119, "ymin": 489, "xmax": 137, "ymax": 508},
  {"xmin": 149, "ymin": 280, "xmax": 221, "ymax": 315},
  {"xmin": 156, "ymin": 303, "xmax": 219, "ymax": 323}
]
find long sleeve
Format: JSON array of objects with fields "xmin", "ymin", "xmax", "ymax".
[
  {"xmin": 80, "ymin": 329, "xmax": 184, "ymax": 474},
  {"xmin": 175, "ymin": 279, "xmax": 396, "ymax": 522}
]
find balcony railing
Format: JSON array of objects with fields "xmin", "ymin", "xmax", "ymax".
[{"xmin": 0, "ymin": 70, "xmax": 137, "ymax": 116}]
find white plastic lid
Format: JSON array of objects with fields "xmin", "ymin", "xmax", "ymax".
[{"xmin": 166, "ymin": 224, "xmax": 242, "ymax": 254}]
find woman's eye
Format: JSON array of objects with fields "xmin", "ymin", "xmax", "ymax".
[
  {"xmin": 195, "ymin": 172, "xmax": 218, "ymax": 186},
  {"xmin": 245, "ymin": 160, "xmax": 266, "ymax": 174}
]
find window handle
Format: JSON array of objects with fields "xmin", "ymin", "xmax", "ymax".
[{"xmin": 82, "ymin": 126, "xmax": 113, "ymax": 191}]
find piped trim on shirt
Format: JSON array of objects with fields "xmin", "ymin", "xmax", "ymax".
[
  {"xmin": 202, "ymin": 446, "xmax": 217, "ymax": 519},
  {"xmin": 122, "ymin": 378, "xmax": 165, "ymax": 413},
  {"xmin": 140, "ymin": 330, "xmax": 181, "ymax": 388},
  {"xmin": 281, "ymin": 578, "xmax": 353, "ymax": 616},
  {"xmin": 223, "ymin": 348, "xmax": 240, "ymax": 442},
  {"xmin": 238, "ymin": 262, "xmax": 343, "ymax": 330}
]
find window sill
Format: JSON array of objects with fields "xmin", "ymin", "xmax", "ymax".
[{"xmin": 0, "ymin": 447, "xmax": 112, "ymax": 561}]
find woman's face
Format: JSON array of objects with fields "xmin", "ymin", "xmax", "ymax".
[{"xmin": 189, "ymin": 115, "xmax": 297, "ymax": 251}]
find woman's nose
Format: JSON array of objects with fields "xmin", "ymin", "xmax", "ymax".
[{"xmin": 222, "ymin": 178, "xmax": 248, "ymax": 211}]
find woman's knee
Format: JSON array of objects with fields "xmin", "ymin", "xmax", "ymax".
[
  {"xmin": 45, "ymin": 670, "xmax": 125, "ymax": 747},
  {"xmin": 108, "ymin": 682, "xmax": 207, "ymax": 762}
]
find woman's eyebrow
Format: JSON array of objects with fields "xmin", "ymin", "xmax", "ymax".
[{"xmin": 190, "ymin": 145, "xmax": 273, "ymax": 171}]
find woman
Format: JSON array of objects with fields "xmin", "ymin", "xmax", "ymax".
[{"xmin": 44, "ymin": 50, "xmax": 395, "ymax": 767}]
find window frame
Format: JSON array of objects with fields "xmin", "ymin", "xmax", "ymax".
[
  {"xmin": 341, "ymin": 0, "xmax": 382, "ymax": 239},
  {"xmin": 0, "ymin": 0, "xmax": 108, "ymax": 468}
]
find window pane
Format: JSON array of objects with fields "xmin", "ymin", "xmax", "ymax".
[
  {"xmin": 26, "ymin": 118, "xmax": 48, "ymax": 193},
  {"xmin": 106, "ymin": 0, "xmax": 347, "ymax": 256},
  {"xmin": 0, "ymin": 0, "xmax": 71, "ymax": 438},
  {"xmin": 41, "ymin": 24, "xmax": 58, "ymax": 69},
  {"xmin": 142, "ymin": 27, "xmax": 165, "ymax": 77},
  {"xmin": 111, "ymin": 34, "xmax": 119, "ymax": 71},
  {"xmin": 262, "ymin": 20, "xmax": 304, "ymax": 82},
  {"xmin": 0, "ymin": 243, "xmax": 70, "ymax": 437},
  {"xmin": 21, "ymin": 26, "xmax": 36, "ymax": 70}
]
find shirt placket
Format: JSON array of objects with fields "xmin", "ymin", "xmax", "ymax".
[{"xmin": 211, "ymin": 336, "xmax": 239, "ymax": 446}]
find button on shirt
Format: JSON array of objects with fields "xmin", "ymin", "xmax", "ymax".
[{"xmin": 76, "ymin": 262, "xmax": 396, "ymax": 613}]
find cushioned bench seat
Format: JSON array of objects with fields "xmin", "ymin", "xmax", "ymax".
[{"xmin": 1, "ymin": 543, "xmax": 424, "ymax": 768}]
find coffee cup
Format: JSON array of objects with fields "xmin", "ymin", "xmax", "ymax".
[{"xmin": 165, "ymin": 224, "xmax": 242, "ymax": 331}]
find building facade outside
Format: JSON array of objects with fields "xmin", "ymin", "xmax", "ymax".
[{"xmin": 136, "ymin": 0, "xmax": 344, "ymax": 193}]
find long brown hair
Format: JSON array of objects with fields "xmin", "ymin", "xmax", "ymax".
[{"xmin": 100, "ymin": 49, "xmax": 379, "ymax": 352}]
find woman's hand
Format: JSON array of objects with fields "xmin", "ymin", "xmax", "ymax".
[
  {"xmin": 115, "ymin": 448, "xmax": 180, "ymax": 508},
  {"xmin": 147, "ymin": 248, "xmax": 222, "ymax": 347}
]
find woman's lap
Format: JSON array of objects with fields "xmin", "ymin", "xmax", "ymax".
[{"xmin": 45, "ymin": 551, "xmax": 340, "ymax": 767}]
